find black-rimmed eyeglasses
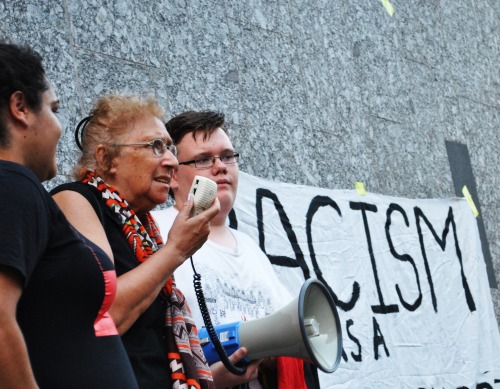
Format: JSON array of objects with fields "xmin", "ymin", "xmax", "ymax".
[
  {"xmin": 178, "ymin": 152, "xmax": 240, "ymax": 169},
  {"xmin": 110, "ymin": 139, "xmax": 178, "ymax": 157}
]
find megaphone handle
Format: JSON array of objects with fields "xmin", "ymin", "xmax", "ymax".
[{"xmin": 191, "ymin": 257, "xmax": 247, "ymax": 376}]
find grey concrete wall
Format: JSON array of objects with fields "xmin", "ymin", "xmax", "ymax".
[{"xmin": 1, "ymin": 1, "xmax": 498, "ymax": 326}]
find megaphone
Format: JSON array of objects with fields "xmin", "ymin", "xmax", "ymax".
[{"xmin": 198, "ymin": 278, "xmax": 342, "ymax": 373}]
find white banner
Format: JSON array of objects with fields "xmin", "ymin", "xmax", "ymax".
[{"xmin": 232, "ymin": 172, "xmax": 500, "ymax": 389}]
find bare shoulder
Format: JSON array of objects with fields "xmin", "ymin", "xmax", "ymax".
[
  {"xmin": 52, "ymin": 190, "xmax": 114, "ymax": 261},
  {"xmin": 52, "ymin": 189, "xmax": 93, "ymax": 214}
]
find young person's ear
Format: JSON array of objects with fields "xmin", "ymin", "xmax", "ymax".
[{"xmin": 8, "ymin": 91, "xmax": 30, "ymax": 127}]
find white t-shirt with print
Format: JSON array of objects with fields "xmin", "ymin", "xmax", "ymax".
[{"xmin": 152, "ymin": 206, "xmax": 294, "ymax": 327}]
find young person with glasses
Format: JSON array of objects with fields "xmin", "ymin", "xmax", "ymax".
[
  {"xmin": 0, "ymin": 43, "xmax": 138, "ymax": 388},
  {"xmin": 50, "ymin": 94, "xmax": 222, "ymax": 389},
  {"xmin": 153, "ymin": 111, "xmax": 319, "ymax": 388}
]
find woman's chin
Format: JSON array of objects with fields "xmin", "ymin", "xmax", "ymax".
[{"xmin": 152, "ymin": 194, "xmax": 169, "ymax": 208}]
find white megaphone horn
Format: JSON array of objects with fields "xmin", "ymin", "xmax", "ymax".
[{"xmin": 198, "ymin": 278, "xmax": 342, "ymax": 373}]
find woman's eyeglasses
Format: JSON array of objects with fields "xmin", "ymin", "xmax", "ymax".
[{"xmin": 111, "ymin": 139, "xmax": 178, "ymax": 157}]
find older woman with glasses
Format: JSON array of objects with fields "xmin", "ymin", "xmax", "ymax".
[{"xmin": 51, "ymin": 94, "xmax": 221, "ymax": 389}]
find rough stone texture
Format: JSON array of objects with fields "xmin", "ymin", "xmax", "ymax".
[{"xmin": 1, "ymin": 0, "xmax": 498, "ymax": 325}]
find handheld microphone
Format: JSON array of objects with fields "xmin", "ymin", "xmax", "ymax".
[{"xmin": 189, "ymin": 175, "xmax": 217, "ymax": 217}]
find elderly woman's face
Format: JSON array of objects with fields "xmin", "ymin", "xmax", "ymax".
[{"xmin": 107, "ymin": 114, "xmax": 178, "ymax": 215}]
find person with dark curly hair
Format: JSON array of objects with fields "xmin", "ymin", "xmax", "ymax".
[{"xmin": 0, "ymin": 41, "xmax": 138, "ymax": 389}]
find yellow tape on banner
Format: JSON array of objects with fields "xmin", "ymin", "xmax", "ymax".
[
  {"xmin": 380, "ymin": 0, "xmax": 395, "ymax": 16},
  {"xmin": 355, "ymin": 182, "xmax": 367, "ymax": 195},
  {"xmin": 462, "ymin": 185, "xmax": 479, "ymax": 217}
]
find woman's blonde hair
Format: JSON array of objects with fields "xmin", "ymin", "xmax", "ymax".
[{"xmin": 74, "ymin": 94, "xmax": 164, "ymax": 179}]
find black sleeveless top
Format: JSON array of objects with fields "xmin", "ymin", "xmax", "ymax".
[
  {"xmin": 1, "ymin": 161, "xmax": 138, "ymax": 389},
  {"xmin": 51, "ymin": 181, "xmax": 172, "ymax": 389}
]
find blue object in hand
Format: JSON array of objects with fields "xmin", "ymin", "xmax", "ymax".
[{"xmin": 198, "ymin": 321, "xmax": 251, "ymax": 366}]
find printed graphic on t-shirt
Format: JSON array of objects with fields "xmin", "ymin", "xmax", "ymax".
[{"xmin": 197, "ymin": 267, "xmax": 276, "ymax": 325}]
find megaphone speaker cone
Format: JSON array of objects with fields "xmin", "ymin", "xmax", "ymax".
[
  {"xmin": 299, "ymin": 279, "xmax": 342, "ymax": 373},
  {"xmin": 238, "ymin": 278, "xmax": 342, "ymax": 373}
]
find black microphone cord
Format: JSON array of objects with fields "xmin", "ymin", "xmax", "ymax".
[{"xmin": 190, "ymin": 256, "xmax": 247, "ymax": 376}]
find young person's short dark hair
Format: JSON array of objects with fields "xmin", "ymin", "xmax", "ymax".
[
  {"xmin": 0, "ymin": 41, "xmax": 48, "ymax": 146},
  {"xmin": 165, "ymin": 110, "xmax": 226, "ymax": 199},
  {"xmin": 166, "ymin": 110, "xmax": 225, "ymax": 144}
]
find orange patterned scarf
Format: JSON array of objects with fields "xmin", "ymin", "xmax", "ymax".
[{"xmin": 83, "ymin": 171, "xmax": 214, "ymax": 389}]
